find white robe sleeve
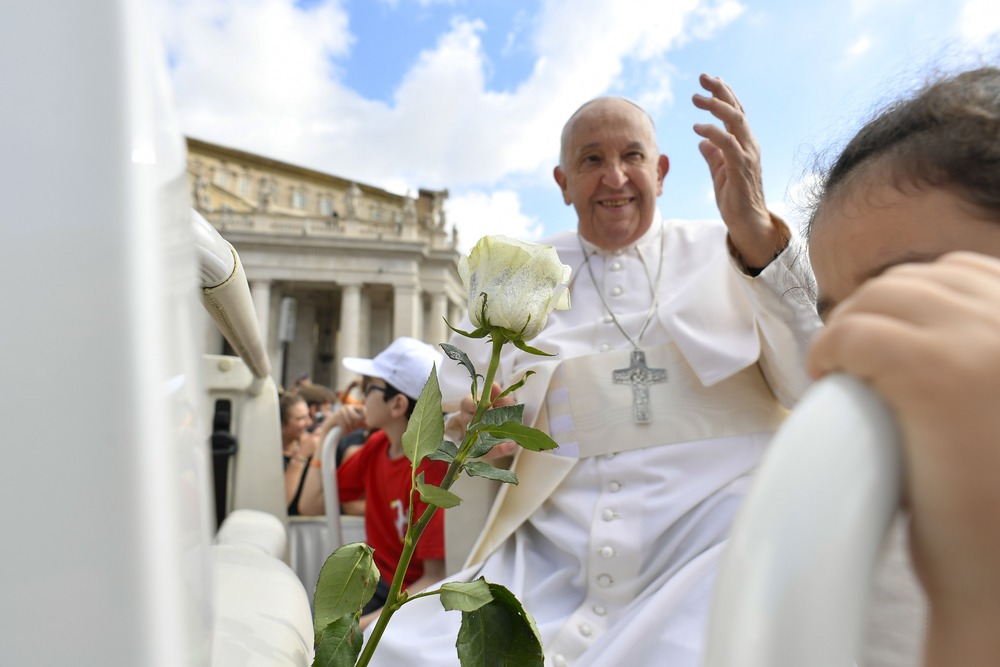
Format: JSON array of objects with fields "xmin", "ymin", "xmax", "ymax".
[{"xmin": 732, "ymin": 232, "xmax": 822, "ymax": 407}]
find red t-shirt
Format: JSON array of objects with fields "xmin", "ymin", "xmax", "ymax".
[{"xmin": 336, "ymin": 430, "xmax": 448, "ymax": 586}]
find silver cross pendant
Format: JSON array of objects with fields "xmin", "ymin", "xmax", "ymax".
[{"xmin": 612, "ymin": 349, "xmax": 668, "ymax": 423}]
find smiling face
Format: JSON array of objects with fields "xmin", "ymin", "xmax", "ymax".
[
  {"xmin": 809, "ymin": 174, "xmax": 1000, "ymax": 320},
  {"xmin": 281, "ymin": 398, "xmax": 312, "ymax": 443},
  {"xmin": 554, "ymin": 98, "xmax": 669, "ymax": 250}
]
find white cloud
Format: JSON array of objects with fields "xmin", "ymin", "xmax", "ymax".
[
  {"xmin": 848, "ymin": 0, "xmax": 910, "ymax": 18},
  {"xmin": 154, "ymin": 0, "xmax": 363, "ymax": 162},
  {"xmin": 958, "ymin": 0, "xmax": 1000, "ymax": 45},
  {"xmin": 445, "ymin": 190, "xmax": 544, "ymax": 253},
  {"xmin": 846, "ymin": 35, "xmax": 871, "ymax": 58},
  {"xmin": 632, "ymin": 59, "xmax": 677, "ymax": 115},
  {"xmin": 777, "ymin": 171, "xmax": 823, "ymax": 233},
  {"xmin": 154, "ymin": 0, "xmax": 746, "ymax": 244}
]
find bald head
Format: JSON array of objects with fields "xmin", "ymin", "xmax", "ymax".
[{"xmin": 559, "ymin": 97, "xmax": 658, "ymax": 170}]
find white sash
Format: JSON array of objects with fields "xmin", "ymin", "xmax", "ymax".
[
  {"xmin": 537, "ymin": 343, "xmax": 787, "ymax": 458},
  {"xmin": 464, "ymin": 343, "xmax": 787, "ymax": 567}
]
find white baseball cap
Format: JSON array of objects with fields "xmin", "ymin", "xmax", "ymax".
[{"xmin": 341, "ymin": 337, "xmax": 443, "ymax": 400}]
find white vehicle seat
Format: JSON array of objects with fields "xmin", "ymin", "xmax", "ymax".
[{"xmin": 210, "ymin": 542, "xmax": 314, "ymax": 666}]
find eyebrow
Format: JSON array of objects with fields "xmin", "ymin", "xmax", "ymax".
[
  {"xmin": 815, "ymin": 251, "xmax": 943, "ymax": 319},
  {"xmin": 574, "ymin": 140, "xmax": 646, "ymax": 157}
]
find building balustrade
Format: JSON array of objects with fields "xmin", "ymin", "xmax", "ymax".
[{"xmin": 202, "ymin": 210, "xmax": 457, "ymax": 250}]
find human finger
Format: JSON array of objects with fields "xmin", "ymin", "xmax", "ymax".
[
  {"xmin": 479, "ymin": 440, "xmax": 518, "ymax": 461},
  {"xmin": 807, "ymin": 311, "xmax": 923, "ymax": 381},
  {"xmin": 824, "ymin": 259, "xmax": 1000, "ymax": 333},
  {"xmin": 489, "ymin": 381, "xmax": 515, "ymax": 408},
  {"xmin": 695, "ymin": 73, "xmax": 744, "ymax": 112},
  {"xmin": 808, "ymin": 269, "xmax": 1000, "ymax": 437},
  {"xmin": 692, "ymin": 121, "xmax": 741, "ymax": 148},
  {"xmin": 692, "ymin": 93, "xmax": 748, "ymax": 136},
  {"xmin": 693, "ymin": 74, "xmax": 755, "ymax": 142},
  {"xmin": 888, "ymin": 252, "xmax": 1000, "ymax": 302}
]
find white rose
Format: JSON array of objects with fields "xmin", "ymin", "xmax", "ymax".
[{"xmin": 459, "ymin": 235, "xmax": 571, "ymax": 341}]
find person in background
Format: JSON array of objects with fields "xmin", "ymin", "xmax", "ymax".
[
  {"xmin": 331, "ymin": 376, "xmax": 371, "ymax": 469},
  {"xmin": 281, "ymin": 390, "xmax": 364, "ymax": 516},
  {"xmin": 297, "ymin": 383, "xmax": 337, "ymax": 432},
  {"xmin": 290, "ymin": 372, "xmax": 312, "ymax": 392},
  {"xmin": 335, "ymin": 337, "xmax": 447, "ymax": 628},
  {"xmin": 280, "ymin": 392, "xmax": 316, "ymax": 516},
  {"xmin": 806, "ymin": 65, "xmax": 1000, "ymax": 667}
]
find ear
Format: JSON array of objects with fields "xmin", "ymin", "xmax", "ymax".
[
  {"xmin": 553, "ymin": 166, "xmax": 572, "ymax": 205},
  {"xmin": 656, "ymin": 154, "xmax": 669, "ymax": 196},
  {"xmin": 391, "ymin": 394, "xmax": 410, "ymax": 419}
]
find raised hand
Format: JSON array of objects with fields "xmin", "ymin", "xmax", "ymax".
[{"xmin": 692, "ymin": 73, "xmax": 788, "ymax": 269}]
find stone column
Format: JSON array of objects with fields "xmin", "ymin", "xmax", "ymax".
[
  {"xmin": 287, "ymin": 299, "xmax": 315, "ymax": 386},
  {"xmin": 338, "ymin": 283, "xmax": 362, "ymax": 389},
  {"xmin": 428, "ymin": 292, "xmax": 449, "ymax": 346},
  {"xmin": 392, "ymin": 284, "xmax": 420, "ymax": 340}
]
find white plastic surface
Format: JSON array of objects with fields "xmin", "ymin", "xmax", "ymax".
[
  {"xmin": 1, "ymin": 1, "xmax": 214, "ymax": 664},
  {"xmin": 210, "ymin": 544, "xmax": 314, "ymax": 667},
  {"xmin": 704, "ymin": 374, "xmax": 903, "ymax": 667},
  {"xmin": 215, "ymin": 509, "xmax": 288, "ymax": 559},
  {"xmin": 194, "ymin": 210, "xmax": 237, "ymax": 288},
  {"xmin": 201, "ymin": 249, "xmax": 272, "ymax": 381},
  {"xmin": 202, "ymin": 355, "xmax": 287, "ymax": 523}
]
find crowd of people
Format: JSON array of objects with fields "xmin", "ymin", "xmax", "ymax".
[
  {"xmin": 267, "ymin": 63, "xmax": 1000, "ymax": 666},
  {"xmin": 279, "ymin": 337, "xmax": 447, "ymax": 625}
]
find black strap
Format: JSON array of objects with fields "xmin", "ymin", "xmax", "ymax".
[
  {"xmin": 286, "ymin": 453, "xmax": 312, "ymax": 516},
  {"xmin": 210, "ymin": 399, "xmax": 239, "ymax": 530}
]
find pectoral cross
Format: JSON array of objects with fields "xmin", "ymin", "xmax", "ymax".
[{"xmin": 613, "ymin": 349, "xmax": 668, "ymax": 423}]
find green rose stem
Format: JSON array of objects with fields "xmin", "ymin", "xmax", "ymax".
[{"xmin": 354, "ymin": 334, "xmax": 505, "ymax": 667}]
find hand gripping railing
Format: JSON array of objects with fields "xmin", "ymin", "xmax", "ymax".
[{"xmin": 704, "ymin": 374, "xmax": 903, "ymax": 667}]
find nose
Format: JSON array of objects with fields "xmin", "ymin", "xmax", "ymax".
[{"xmin": 600, "ymin": 159, "xmax": 628, "ymax": 189}]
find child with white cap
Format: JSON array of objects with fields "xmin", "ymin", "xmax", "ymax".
[{"xmin": 336, "ymin": 336, "xmax": 447, "ymax": 628}]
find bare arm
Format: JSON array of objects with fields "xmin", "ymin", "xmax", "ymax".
[{"xmin": 295, "ymin": 405, "xmax": 368, "ymax": 516}]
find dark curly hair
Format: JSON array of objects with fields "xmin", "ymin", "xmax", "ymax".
[{"xmin": 807, "ymin": 66, "xmax": 1000, "ymax": 234}]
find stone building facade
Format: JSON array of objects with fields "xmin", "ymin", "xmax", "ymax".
[{"xmin": 188, "ymin": 138, "xmax": 466, "ymax": 391}]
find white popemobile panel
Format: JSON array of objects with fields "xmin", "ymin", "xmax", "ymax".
[{"xmin": 1, "ymin": 1, "xmax": 312, "ymax": 665}]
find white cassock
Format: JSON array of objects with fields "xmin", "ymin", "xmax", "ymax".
[{"xmin": 364, "ymin": 213, "xmax": 821, "ymax": 667}]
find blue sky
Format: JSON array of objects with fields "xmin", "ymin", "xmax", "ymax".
[{"xmin": 154, "ymin": 0, "xmax": 999, "ymax": 251}]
